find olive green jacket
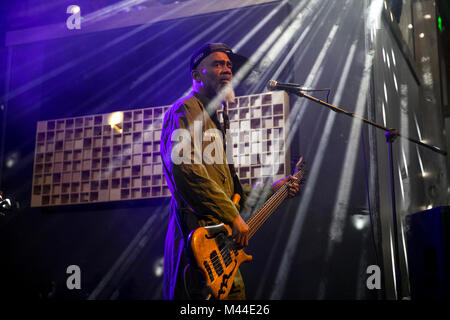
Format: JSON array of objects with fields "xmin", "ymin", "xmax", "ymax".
[{"xmin": 161, "ymin": 91, "xmax": 271, "ymax": 299}]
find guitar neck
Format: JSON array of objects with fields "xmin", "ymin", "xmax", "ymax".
[{"xmin": 246, "ymin": 167, "xmax": 305, "ymax": 239}]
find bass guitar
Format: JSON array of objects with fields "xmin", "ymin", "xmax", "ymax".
[{"xmin": 185, "ymin": 158, "xmax": 306, "ymax": 299}]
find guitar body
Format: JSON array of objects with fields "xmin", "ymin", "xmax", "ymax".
[{"xmin": 187, "ymin": 223, "xmax": 252, "ymax": 300}]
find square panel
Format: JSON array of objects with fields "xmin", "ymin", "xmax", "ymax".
[{"xmin": 31, "ymin": 91, "xmax": 289, "ymax": 206}]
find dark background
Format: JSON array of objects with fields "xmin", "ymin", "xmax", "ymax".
[{"xmin": 0, "ymin": 0, "xmax": 448, "ymax": 300}]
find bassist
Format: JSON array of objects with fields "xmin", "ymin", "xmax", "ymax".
[{"xmin": 160, "ymin": 42, "xmax": 301, "ymax": 300}]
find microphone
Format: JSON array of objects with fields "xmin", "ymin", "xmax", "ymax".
[{"xmin": 267, "ymin": 80, "xmax": 310, "ymax": 92}]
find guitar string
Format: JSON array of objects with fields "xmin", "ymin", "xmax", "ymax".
[
  {"xmin": 247, "ymin": 168, "xmax": 305, "ymax": 238},
  {"xmin": 208, "ymin": 242, "xmax": 235, "ymax": 275},
  {"xmin": 208, "ymin": 183, "xmax": 290, "ymax": 276},
  {"xmin": 247, "ymin": 186, "xmax": 288, "ymax": 238},
  {"xmin": 247, "ymin": 185, "xmax": 290, "ymax": 237},
  {"xmin": 207, "ymin": 188, "xmax": 292, "ymax": 270},
  {"xmin": 204, "ymin": 167, "xmax": 305, "ymax": 277},
  {"xmin": 247, "ymin": 169, "xmax": 305, "ymax": 238},
  {"xmin": 209, "ymin": 239, "xmax": 238, "ymax": 270},
  {"xmin": 208, "ymin": 182, "xmax": 293, "ymax": 277},
  {"xmin": 249, "ymin": 166, "xmax": 305, "ymax": 227},
  {"xmin": 204, "ymin": 229, "xmax": 239, "ymax": 273},
  {"xmin": 207, "ymin": 221, "xmax": 260, "ymax": 275},
  {"xmin": 248, "ymin": 169, "xmax": 303, "ymax": 235}
]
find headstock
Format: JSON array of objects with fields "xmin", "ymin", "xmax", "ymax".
[
  {"xmin": 293, "ymin": 156, "xmax": 307, "ymax": 184},
  {"xmin": 294, "ymin": 156, "xmax": 305, "ymax": 174}
]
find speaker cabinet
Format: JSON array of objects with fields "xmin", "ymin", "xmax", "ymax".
[{"xmin": 405, "ymin": 206, "xmax": 450, "ymax": 299}]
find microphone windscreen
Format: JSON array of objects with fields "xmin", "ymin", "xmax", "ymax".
[{"xmin": 267, "ymin": 80, "xmax": 277, "ymax": 90}]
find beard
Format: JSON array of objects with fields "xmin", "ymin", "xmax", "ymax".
[{"xmin": 218, "ymin": 82, "xmax": 235, "ymax": 103}]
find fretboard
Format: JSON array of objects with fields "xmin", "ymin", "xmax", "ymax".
[{"xmin": 246, "ymin": 165, "xmax": 306, "ymax": 239}]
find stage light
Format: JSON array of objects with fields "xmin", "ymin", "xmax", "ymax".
[
  {"xmin": 108, "ymin": 111, "xmax": 123, "ymax": 133},
  {"xmin": 5, "ymin": 152, "xmax": 19, "ymax": 168},
  {"xmin": 0, "ymin": 191, "xmax": 17, "ymax": 217},
  {"xmin": 408, "ymin": 24, "xmax": 413, "ymax": 29},
  {"xmin": 382, "ymin": 102, "xmax": 387, "ymax": 126},
  {"xmin": 416, "ymin": 145, "xmax": 427, "ymax": 178},
  {"xmin": 391, "ymin": 49, "xmax": 396, "ymax": 66},
  {"xmin": 71, "ymin": 5, "xmax": 81, "ymax": 14},
  {"xmin": 393, "ymin": 73, "xmax": 398, "ymax": 91},
  {"xmin": 153, "ymin": 257, "xmax": 164, "ymax": 277},
  {"xmin": 389, "ymin": 230, "xmax": 398, "ymax": 298},
  {"xmin": 272, "ymin": 0, "xmax": 384, "ymax": 299},
  {"xmin": 383, "ymin": 82, "xmax": 388, "ymax": 103},
  {"xmin": 424, "ymin": 14, "xmax": 431, "ymax": 20},
  {"xmin": 419, "ymin": 33, "xmax": 425, "ymax": 38},
  {"xmin": 398, "ymin": 166, "xmax": 405, "ymax": 202},
  {"xmin": 157, "ymin": 0, "xmax": 189, "ymax": 4},
  {"xmin": 401, "ymin": 149, "xmax": 408, "ymax": 177},
  {"xmin": 413, "ymin": 114, "xmax": 422, "ymax": 141},
  {"xmin": 351, "ymin": 214, "xmax": 369, "ymax": 230}
]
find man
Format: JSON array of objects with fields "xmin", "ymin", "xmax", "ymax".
[{"xmin": 161, "ymin": 43, "xmax": 300, "ymax": 300}]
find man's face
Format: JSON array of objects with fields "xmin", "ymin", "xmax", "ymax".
[{"xmin": 193, "ymin": 51, "xmax": 233, "ymax": 98}]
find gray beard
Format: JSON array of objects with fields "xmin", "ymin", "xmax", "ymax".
[{"xmin": 219, "ymin": 83, "xmax": 235, "ymax": 103}]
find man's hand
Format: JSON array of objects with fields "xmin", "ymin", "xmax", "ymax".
[
  {"xmin": 273, "ymin": 175, "xmax": 300, "ymax": 198},
  {"xmin": 231, "ymin": 214, "xmax": 249, "ymax": 248}
]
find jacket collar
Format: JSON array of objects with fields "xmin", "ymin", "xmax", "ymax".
[
  {"xmin": 192, "ymin": 91, "xmax": 224, "ymax": 132},
  {"xmin": 193, "ymin": 91, "xmax": 211, "ymax": 108}
]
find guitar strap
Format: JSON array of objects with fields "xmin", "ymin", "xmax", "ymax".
[{"xmin": 218, "ymin": 102, "xmax": 244, "ymax": 203}]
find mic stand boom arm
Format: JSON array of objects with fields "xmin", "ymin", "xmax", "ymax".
[
  {"xmin": 288, "ymin": 88, "xmax": 446, "ymax": 300},
  {"xmin": 291, "ymin": 89, "xmax": 446, "ymax": 156}
]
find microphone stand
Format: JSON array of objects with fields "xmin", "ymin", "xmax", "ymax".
[{"xmin": 285, "ymin": 88, "xmax": 446, "ymax": 300}]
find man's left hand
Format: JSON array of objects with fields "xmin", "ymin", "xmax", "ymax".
[{"xmin": 273, "ymin": 175, "xmax": 300, "ymax": 198}]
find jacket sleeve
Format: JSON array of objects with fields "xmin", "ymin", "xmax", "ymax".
[{"xmin": 172, "ymin": 164, "xmax": 239, "ymax": 225}]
